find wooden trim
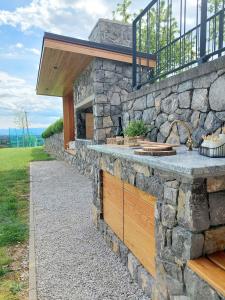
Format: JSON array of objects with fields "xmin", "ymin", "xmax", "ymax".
[
  {"xmin": 188, "ymin": 257, "xmax": 225, "ymax": 297},
  {"xmin": 44, "ymin": 39, "xmax": 156, "ymax": 67},
  {"xmin": 63, "ymin": 92, "xmax": 75, "ymax": 149},
  {"xmin": 208, "ymin": 252, "xmax": 225, "ymax": 271}
]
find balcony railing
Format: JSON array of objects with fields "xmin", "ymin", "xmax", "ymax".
[{"xmin": 133, "ymin": 0, "xmax": 225, "ymax": 88}]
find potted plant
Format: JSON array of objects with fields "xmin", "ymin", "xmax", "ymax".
[{"xmin": 123, "ymin": 120, "xmax": 149, "ymax": 146}]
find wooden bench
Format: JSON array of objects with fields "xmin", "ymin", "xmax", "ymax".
[{"xmin": 187, "ymin": 251, "xmax": 225, "ymax": 297}]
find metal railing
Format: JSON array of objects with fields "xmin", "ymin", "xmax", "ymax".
[{"xmin": 133, "ymin": 0, "xmax": 225, "ymax": 88}]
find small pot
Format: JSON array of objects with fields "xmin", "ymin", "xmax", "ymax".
[
  {"xmin": 124, "ymin": 136, "xmax": 140, "ymax": 147},
  {"xmin": 116, "ymin": 136, "xmax": 124, "ymax": 145}
]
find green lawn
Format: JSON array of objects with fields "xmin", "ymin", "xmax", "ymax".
[{"xmin": 0, "ymin": 147, "xmax": 53, "ymax": 300}]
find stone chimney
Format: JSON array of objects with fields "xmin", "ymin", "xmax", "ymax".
[{"xmin": 89, "ymin": 18, "xmax": 132, "ymax": 48}]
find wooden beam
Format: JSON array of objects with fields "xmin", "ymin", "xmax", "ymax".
[
  {"xmin": 44, "ymin": 39, "xmax": 156, "ymax": 68},
  {"xmin": 63, "ymin": 91, "xmax": 75, "ymax": 149}
]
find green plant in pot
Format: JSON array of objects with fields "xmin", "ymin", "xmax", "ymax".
[{"xmin": 124, "ymin": 120, "xmax": 149, "ymax": 146}]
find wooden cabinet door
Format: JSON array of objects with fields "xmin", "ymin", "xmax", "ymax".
[
  {"xmin": 85, "ymin": 113, "xmax": 93, "ymax": 140},
  {"xmin": 103, "ymin": 172, "xmax": 124, "ymax": 240},
  {"xmin": 124, "ymin": 182, "xmax": 156, "ymax": 277}
]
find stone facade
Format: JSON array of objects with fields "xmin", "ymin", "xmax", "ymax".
[
  {"xmin": 89, "ymin": 18, "xmax": 132, "ymax": 48},
  {"xmin": 44, "ymin": 133, "xmax": 94, "ymax": 177},
  {"xmin": 91, "ymin": 149, "xmax": 225, "ymax": 299},
  {"xmin": 123, "ymin": 56, "xmax": 225, "ymax": 146}
]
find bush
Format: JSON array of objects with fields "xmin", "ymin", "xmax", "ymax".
[
  {"xmin": 123, "ymin": 120, "xmax": 149, "ymax": 137},
  {"xmin": 42, "ymin": 118, "xmax": 63, "ymax": 139}
]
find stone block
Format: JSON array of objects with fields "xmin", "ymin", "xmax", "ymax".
[
  {"xmin": 164, "ymin": 186, "xmax": 178, "ymax": 206},
  {"xmin": 103, "ymin": 116, "xmax": 113, "ymax": 128},
  {"xmin": 172, "ymin": 227, "xmax": 204, "ymax": 260},
  {"xmin": 193, "ymin": 72, "xmax": 217, "ymax": 88},
  {"xmin": 191, "ymin": 89, "xmax": 208, "ymax": 112},
  {"xmin": 110, "ymin": 92, "xmax": 121, "ymax": 105},
  {"xmin": 178, "ymin": 91, "xmax": 191, "ymax": 108},
  {"xmin": 127, "ymin": 252, "xmax": 140, "ymax": 281},
  {"xmin": 155, "ymin": 113, "xmax": 168, "ymax": 128},
  {"xmin": 119, "ymin": 243, "xmax": 129, "ymax": 266},
  {"xmin": 177, "ymin": 183, "xmax": 210, "ymax": 232},
  {"xmin": 147, "ymin": 93, "xmax": 155, "ymax": 107},
  {"xmin": 161, "ymin": 95, "xmax": 178, "ymax": 114},
  {"xmin": 132, "ymin": 163, "xmax": 151, "ymax": 177},
  {"xmin": 209, "ymin": 74, "xmax": 225, "ymax": 111},
  {"xmin": 178, "ymin": 80, "xmax": 192, "ymax": 93},
  {"xmin": 184, "ymin": 267, "xmax": 221, "ymax": 300},
  {"xmin": 209, "ymin": 192, "xmax": 225, "ymax": 226},
  {"xmin": 142, "ymin": 107, "xmax": 157, "ymax": 124},
  {"xmin": 137, "ymin": 266, "xmax": 154, "ymax": 297},
  {"xmin": 204, "ymin": 226, "xmax": 225, "ymax": 254},
  {"xmin": 162, "ymin": 204, "xmax": 177, "ymax": 228},
  {"xmin": 95, "ymin": 93, "xmax": 108, "ymax": 103},
  {"xmin": 133, "ymin": 96, "xmax": 147, "ymax": 111},
  {"xmin": 204, "ymin": 111, "xmax": 222, "ymax": 132}
]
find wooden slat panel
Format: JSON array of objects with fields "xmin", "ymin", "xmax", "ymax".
[
  {"xmin": 103, "ymin": 172, "xmax": 123, "ymax": 240},
  {"xmin": 208, "ymin": 252, "xmax": 225, "ymax": 271},
  {"xmin": 63, "ymin": 92, "xmax": 75, "ymax": 149},
  {"xmin": 85, "ymin": 113, "xmax": 94, "ymax": 140},
  {"xmin": 207, "ymin": 177, "xmax": 225, "ymax": 193},
  {"xmin": 188, "ymin": 257, "xmax": 225, "ymax": 297},
  {"xmin": 124, "ymin": 183, "xmax": 156, "ymax": 277}
]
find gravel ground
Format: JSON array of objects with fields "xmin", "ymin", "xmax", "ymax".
[{"xmin": 30, "ymin": 161, "xmax": 148, "ymax": 300}]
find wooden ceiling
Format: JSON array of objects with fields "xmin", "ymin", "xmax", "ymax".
[{"xmin": 36, "ymin": 33, "xmax": 156, "ymax": 97}]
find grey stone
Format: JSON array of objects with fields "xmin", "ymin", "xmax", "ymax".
[
  {"xmin": 216, "ymin": 111, "xmax": 225, "ymax": 121},
  {"xmin": 162, "ymin": 204, "xmax": 177, "ymax": 228},
  {"xmin": 191, "ymin": 111, "xmax": 200, "ymax": 128},
  {"xmin": 178, "ymin": 80, "xmax": 192, "ymax": 93},
  {"xmin": 178, "ymin": 91, "xmax": 191, "ymax": 108},
  {"xmin": 164, "ymin": 186, "xmax": 178, "ymax": 206},
  {"xmin": 193, "ymin": 72, "xmax": 218, "ymax": 88},
  {"xmin": 177, "ymin": 183, "xmax": 210, "ymax": 231},
  {"xmin": 191, "ymin": 89, "xmax": 208, "ymax": 112},
  {"xmin": 119, "ymin": 243, "xmax": 129, "ymax": 266},
  {"xmin": 204, "ymin": 111, "xmax": 222, "ymax": 132},
  {"xmin": 103, "ymin": 116, "xmax": 113, "ymax": 128},
  {"xmin": 137, "ymin": 266, "xmax": 154, "ymax": 297},
  {"xmin": 127, "ymin": 252, "xmax": 140, "ymax": 281},
  {"xmin": 172, "ymin": 227, "xmax": 204, "ymax": 260},
  {"xmin": 134, "ymin": 111, "xmax": 143, "ymax": 120},
  {"xmin": 161, "ymin": 95, "xmax": 178, "ymax": 114},
  {"xmin": 103, "ymin": 104, "xmax": 110, "ymax": 116},
  {"xmin": 142, "ymin": 108, "xmax": 157, "ymax": 124},
  {"xmin": 94, "ymin": 117, "xmax": 103, "ymax": 129},
  {"xmin": 160, "ymin": 121, "xmax": 172, "ymax": 138},
  {"xmin": 93, "ymin": 104, "xmax": 104, "ymax": 117},
  {"xmin": 192, "ymin": 127, "xmax": 207, "ymax": 146},
  {"xmin": 147, "ymin": 93, "xmax": 155, "ymax": 107},
  {"xmin": 133, "ymin": 96, "xmax": 147, "ymax": 111},
  {"xmin": 111, "ymin": 105, "xmax": 121, "ymax": 116},
  {"xmin": 110, "ymin": 92, "xmax": 121, "ymax": 105},
  {"xmin": 204, "ymin": 226, "xmax": 225, "ymax": 254},
  {"xmin": 209, "ymin": 74, "xmax": 225, "ymax": 111},
  {"xmin": 95, "ymin": 93, "xmax": 108, "ymax": 103},
  {"xmin": 166, "ymin": 276, "xmax": 184, "ymax": 296},
  {"xmin": 162, "ymin": 261, "xmax": 183, "ymax": 282},
  {"xmin": 155, "ymin": 113, "xmax": 168, "ymax": 128},
  {"xmin": 184, "ymin": 267, "xmax": 221, "ymax": 300},
  {"xmin": 209, "ymin": 192, "xmax": 225, "ymax": 226}
]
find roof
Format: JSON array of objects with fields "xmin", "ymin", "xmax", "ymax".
[{"xmin": 36, "ymin": 32, "xmax": 156, "ymax": 97}]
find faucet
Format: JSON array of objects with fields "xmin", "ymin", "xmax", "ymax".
[{"xmin": 170, "ymin": 120, "xmax": 193, "ymax": 151}]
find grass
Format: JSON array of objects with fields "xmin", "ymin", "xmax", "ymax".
[{"xmin": 0, "ymin": 147, "xmax": 53, "ymax": 300}]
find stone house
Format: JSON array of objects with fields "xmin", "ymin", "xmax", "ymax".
[{"xmin": 37, "ymin": 18, "xmax": 225, "ymax": 300}]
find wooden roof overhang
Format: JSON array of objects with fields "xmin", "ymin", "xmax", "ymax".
[{"xmin": 36, "ymin": 32, "xmax": 156, "ymax": 97}]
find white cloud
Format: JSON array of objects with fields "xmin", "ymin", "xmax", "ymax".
[
  {"xmin": 0, "ymin": 71, "xmax": 62, "ymax": 128},
  {"xmin": 15, "ymin": 42, "xmax": 24, "ymax": 48},
  {"xmin": 0, "ymin": 0, "xmax": 111, "ymax": 37}
]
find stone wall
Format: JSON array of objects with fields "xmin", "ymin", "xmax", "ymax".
[
  {"xmin": 89, "ymin": 18, "xmax": 132, "ymax": 48},
  {"xmin": 123, "ymin": 56, "xmax": 225, "ymax": 146},
  {"xmin": 73, "ymin": 58, "xmax": 133, "ymax": 143},
  {"xmin": 44, "ymin": 133, "xmax": 94, "ymax": 177},
  {"xmin": 91, "ymin": 150, "xmax": 225, "ymax": 299}
]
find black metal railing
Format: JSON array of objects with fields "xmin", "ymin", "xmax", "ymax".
[{"xmin": 133, "ymin": 0, "xmax": 225, "ymax": 88}]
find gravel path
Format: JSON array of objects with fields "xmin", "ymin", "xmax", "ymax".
[{"xmin": 30, "ymin": 161, "xmax": 148, "ymax": 300}]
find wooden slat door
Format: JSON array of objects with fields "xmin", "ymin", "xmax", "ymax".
[
  {"xmin": 102, "ymin": 172, "xmax": 124, "ymax": 240},
  {"xmin": 124, "ymin": 182, "xmax": 156, "ymax": 277},
  {"xmin": 85, "ymin": 113, "xmax": 93, "ymax": 140}
]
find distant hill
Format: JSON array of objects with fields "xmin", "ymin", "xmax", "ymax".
[{"xmin": 0, "ymin": 128, "xmax": 46, "ymax": 136}]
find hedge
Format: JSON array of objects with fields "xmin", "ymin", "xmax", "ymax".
[{"xmin": 42, "ymin": 118, "xmax": 63, "ymax": 139}]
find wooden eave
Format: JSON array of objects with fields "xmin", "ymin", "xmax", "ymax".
[{"xmin": 36, "ymin": 32, "xmax": 156, "ymax": 97}]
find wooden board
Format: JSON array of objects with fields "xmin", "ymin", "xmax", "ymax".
[
  {"xmin": 63, "ymin": 92, "xmax": 75, "ymax": 149},
  {"xmin": 142, "ymin": 145, "xmax": 173, "ymax": 151},
  {"xmin": 103, "ymin": 172, "xmax": 124, "ymax": 240},
  {"xmin": 208, "ymin": 252, "xmax": 225, "ymax": 271},
  {"xmin": 134, "ymin": 149, "xmax": 176, "ymax": 156},
  {"xmin": 188, "ymin": 257, "xmax": 225, "ymax": 297},
  {"xmin": 85, "ymin": 113, "xmax": 94, "ymax": 140},
  {"xmin": 207, "ymin": 177, "xmax": 225, "ymax": 193},
  {"xmin": 139, "ymin": 141, "xmax": 179, "ymax": 147},
  {"xmin": 124, "ymin": 182, "xmax": 156, "ymax": 277}
]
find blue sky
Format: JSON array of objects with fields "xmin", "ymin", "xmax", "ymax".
[{"xmin": 0, "ymin": 0, "xmax": 151, "ymax": 129}]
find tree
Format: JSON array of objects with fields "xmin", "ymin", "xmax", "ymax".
[{"xmin": 112, "ymin": 0, "xmax": 132, "ymax": 24}]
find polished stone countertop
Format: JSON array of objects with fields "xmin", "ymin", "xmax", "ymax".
[{"xmin": 88, "ymin": 144, "xmax": 225, "ymax": 178}]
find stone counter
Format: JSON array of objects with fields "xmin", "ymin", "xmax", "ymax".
[{"xmin": 89, "ymin": 144, "xmax": 225, "ymax": 300}]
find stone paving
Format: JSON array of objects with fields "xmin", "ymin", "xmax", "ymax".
[{"xmin": 30, "ymin": 161, "xmax": 148, "ymax": 300}]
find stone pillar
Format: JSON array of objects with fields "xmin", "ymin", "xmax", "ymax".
[{"xmin": 89, "ymin": 18, "xmax": 132, "ymax": 48}]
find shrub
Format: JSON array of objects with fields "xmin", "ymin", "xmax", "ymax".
[
  {"xmin": 42, "ymin": 118, "xmax": 63, "ymax": 139},
  {"xmin": 123, "ymin": 120, "xmax": 149, "ymax": 137}
]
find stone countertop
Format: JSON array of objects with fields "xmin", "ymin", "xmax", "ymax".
[{"xmin": 88, "ymin": 144, "xmax": 225, "ymax": 178}]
